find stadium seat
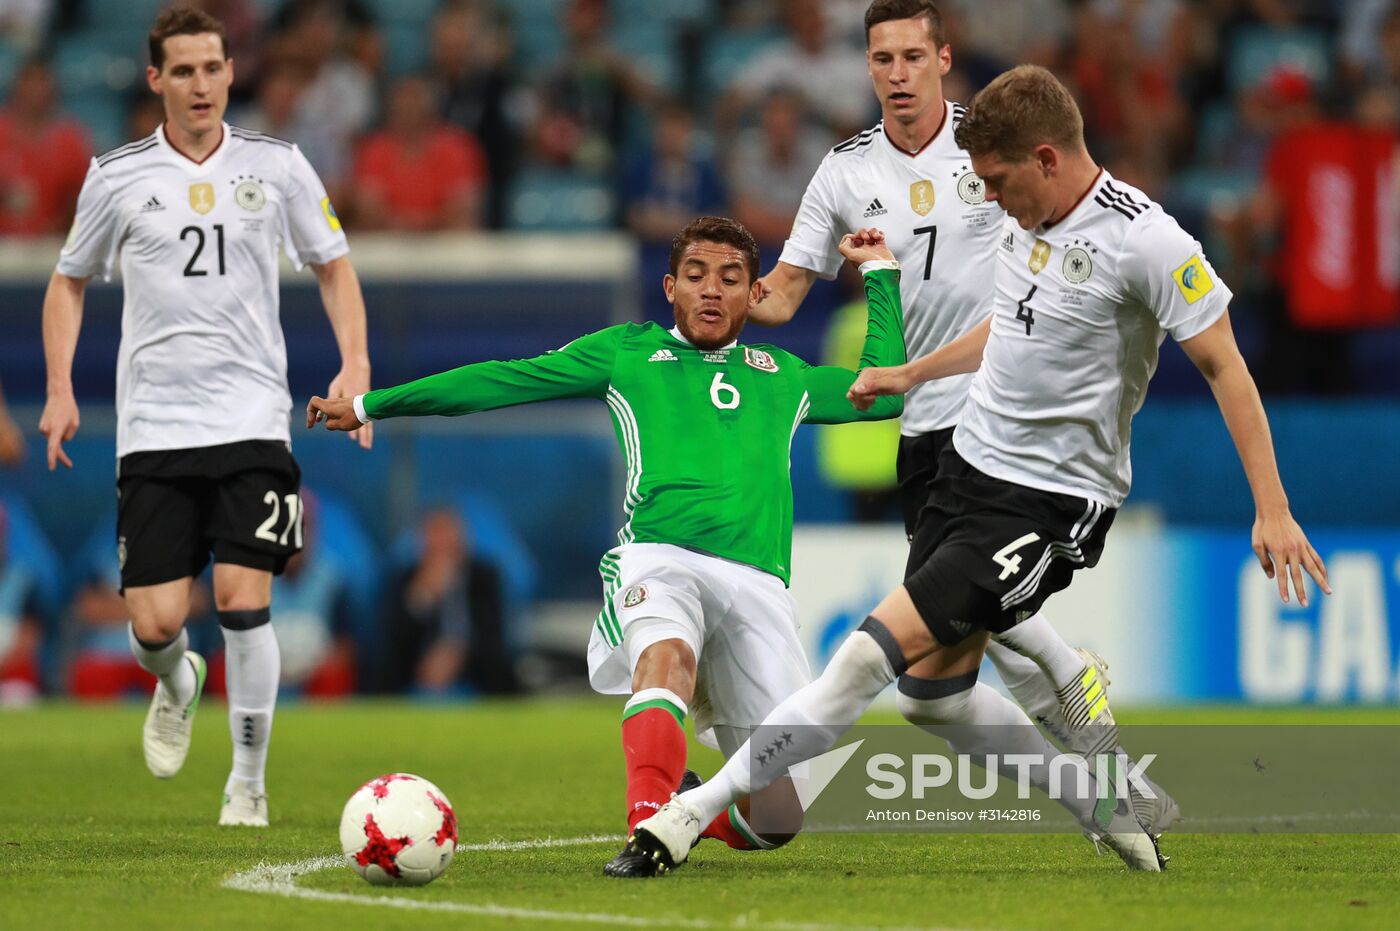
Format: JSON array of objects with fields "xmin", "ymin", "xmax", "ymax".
[
  {"xmin": 506, "ymin": 169, "xmax": 616, "ymax": 231},
  {"xmin": 611, "ymin": 21, "xmax": 682, "ymax": 94},
  {"xmin": 383, "ymin": 22, "xmax": 429, "ymax": 78},
  {"xmin": 0, "ymin": 39, "xmax": 21, "ymax": 96},
  {"xmin": 360, "ymin": 0, "xmax": 440, "ymax": 26},
  {"xmin": 52, "ymin": 33, "xmax": 143, "ymax": 97},
  {"xmin": 63, "ymin": 90, "xmax": 128, "ymax": 153},
  {"xmin": 0, "ymin": 494, "xmax": 63, "ymax": 618},
  {"xmin": 85, "ymin": 0, "xmax": 168, "ymax": 30},
  {"xmin": 1226, "ymin": 26, "xmax": 1331, "ymax": 95},
  {"xmin": 700, "ymin": 27, "xmax": 784, "ymax": 99},
  {"xmin": 613, "ymin": 0, "xmax": 713, "ymax": 26}
]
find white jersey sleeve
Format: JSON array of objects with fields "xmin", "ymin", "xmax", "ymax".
[
  {"xmin": 778, "ymin": 154, "xmax": 845, "ymax": 279},
  {"xmin": 56, "ymin": 160, "xmax": 121, "ymax": 281},
  {"xmin": 281, "ymin": 144, "xmax": 349, "ymax": 269},
  {"xmin": 1118, "ymin": 210, "xmax": 1232, "ymax": 342}
]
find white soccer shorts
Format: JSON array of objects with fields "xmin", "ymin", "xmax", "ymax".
[{"xmin": 587, "ymin": 542, "xmax": 812, "ymax": 753}]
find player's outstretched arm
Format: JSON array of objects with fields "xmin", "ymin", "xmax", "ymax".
[
  {"xmin": 848, "ymin": 314, "xmax": 991, "ymax": 411},
  {"xmin": 802, "ymin": 230, "xmax": 907, "ymax": 424},
  {"xmin": 751, "ymin": 261, "xmax": 820, "ymax": 326},
  {"xmin": 38, "ymin": 271, "xmax": 89, "ymax": 470},
  {"xmin": 1179, "ymin": 310, "xmax": 1330, "ymax": 606},
  {"xmin": 312, "ymin": 256, "xmax": 374, "ymax": 450},
  {"xmin": 306, "ymin": 326, "xmax": 624, "ymax": 433}
]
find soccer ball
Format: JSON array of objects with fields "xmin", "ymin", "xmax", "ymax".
[{"xmin": 339, "ymin": 773, "xmax": 458, "ymax": 885}]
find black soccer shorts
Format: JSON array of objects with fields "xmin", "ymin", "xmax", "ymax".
[
  {"xmin": 115, "ymin": 439, "xmax": 303, "ymax": 589},
  {"xmin": 903, "ymin": 445, "xmax": 1116, "ymax": 646},
  {"xmin": 895, "ymin": 425, "xmax": 956, "ymax": 565}
]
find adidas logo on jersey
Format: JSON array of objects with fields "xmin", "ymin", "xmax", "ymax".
[
  {"xmin": 648, "ymin": 349, "xmax": 678, "ymax": 362},
  {"xmin": 863, "ymin": 198, "xmax": 887, "ymax": 218},
  {"xmin": 1001, "ymin": 232, "xmax": 1015, "ymax": 252},
  {"xmin": 140, "ymin": 196, "xmax": 165, "ymax": 213}
]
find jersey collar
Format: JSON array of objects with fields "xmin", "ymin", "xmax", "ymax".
[
  {"xmin": 669, "ymin": 325, "xmax": 737, "ymax": 350},
  {"xmin": 880, "ymin": 100, "xmax": 949, "ymax": 158},
  {"xmin": 1040, "ymin": 167, "xmax": 1106, "ymax": 233},
  {"xmin": 156, "ymin": 120, "xmax": 229, "ymax": 173}
]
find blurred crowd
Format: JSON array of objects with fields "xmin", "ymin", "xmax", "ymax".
[
  {"xmin": 0, "ymin": 487, "xmax": 535, "ymax": 704},
  {"xmin": 3, "ymin": 0, "xmax": 1398, "ymax": 392}
]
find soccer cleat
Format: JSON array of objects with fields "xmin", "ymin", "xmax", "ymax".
[
  {"xmin": 678, "ymin": 769, "xmax": 703, "ymax": 794},
  {"xmin": 1040, "ymin": 650, "xmax": 1183, "ymax": 835},
  {"xmin": 603, "ymin": 836, "xmax": 670, "ymax": 878},
  {"xmin": 1082, "ymin": 791, "xmax": 1167, "ymax": 872},
  {"xmin": 219, "ymin": 780, "xmax": 269, "ymax": 827},
  {"xmin": 629, "ymin": 795, "xmax": 704, "ymax": 874},
  {"xmin": 142, "ymin": 652, "xmax": 207, "ymax": 779}
]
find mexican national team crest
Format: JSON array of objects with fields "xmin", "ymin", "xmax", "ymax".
[
  {"xmin": 622, "ymin": 584, "xmax": 648, "ymax": 609},
  {"xmin": 234, "ymin": 179, "xmax": 266, "ymax": 212},
  {"xmin": 744, "ymin": 347, "xmax": 779, "ymax": 373},
  {"xmin": 1028, "ymin": 239, "xmax": 1052, "ymax": 274},
  {"xmin": 909, "ymin": 180, "xmax": 935, "ymax": 216},
  {"xmin": 956, "ymin": 172, "xmax": 986, "ymax": 205},
  {"xmin": 189, "ymin": 183, "xmax": 215, "ymax": 215},
  {"xmin": 1062, "ymin": 247, "xmax": 1092, "ymax": 283}
]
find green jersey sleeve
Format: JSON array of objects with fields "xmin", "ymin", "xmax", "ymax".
[
  {"xmin": 363, "ymin": 325, "xmax": 623, "ymax": 419},
  {"xmin": 799, "ymin": 266, "xmax": 906, "ymax": 425}
]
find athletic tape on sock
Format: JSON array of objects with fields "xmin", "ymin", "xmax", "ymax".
[
  {"xmin": 896, "ymin": 667, "xmax": 979, "ymax": 700},
  {"xmin": 857, "ymin": 616, "xmax": 909, "ymax": 677},
  {"xmin": 218, "ymin": 607, "xmax": 271, "ymax": 631}
]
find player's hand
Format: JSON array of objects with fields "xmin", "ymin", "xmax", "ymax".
[
  {"xmin": 838, "ymin": 228, "xmax": 895, "ymax": 266},
  {"xmin": 38, "ymin": 391, "xmax": 79, "ymax": 470},
  {"xmin": 755, "ymin": 274, "xmax": 774, "ymax": 305},
  {"xmin": 1252, "ymin": 509, "xmax": 1330, "ymax": 606},
  {"xmin": 306, "ymin": 396, "xmax": 363, "ymax": 433},
  {"xmin": 847, "ymin": 364, "xmax": 912, "ymax": 411},
  {"xmin": 327, "ymin": 366, "xmax": 373, "ymax": 449}
]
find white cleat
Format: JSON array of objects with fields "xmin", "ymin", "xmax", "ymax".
[
  {"xmin": 219, "ymin": 781, "xmax": 269, "ymax": 827},
  {"xmin": 630, "ymin": 795, "xmax": 704, "ymax": 873},
  {"xmin": 142, "ymin": 652, "xmax": 207, "ymax": 779},
  {"xmin": 1083, "ymin": 794, "xmax": 1167, "ymax": 872}
]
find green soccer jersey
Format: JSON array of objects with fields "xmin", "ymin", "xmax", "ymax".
[{"xmin": 362, "ymin": 267, "xmax": 905, "ymax": 584}]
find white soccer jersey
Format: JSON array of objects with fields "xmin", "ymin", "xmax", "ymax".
[
  {"xmin": 780, "ymin": 102, "xmax": 1003, "ymax": 435},
  {"xmin": 955, "ymin": 171, "xmax": 1233, "ymax": 508},
  {"xmin": 57, "ymin": 123, "xmax": 349, "ymax": 457}
]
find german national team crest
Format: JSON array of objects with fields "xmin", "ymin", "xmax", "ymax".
[
  {"xmin": 909, "ymin": 179, "xmax": 935, "ymax": 216},
  {"xmin": 189, "ymin": 183, "xmax": 215, "ymax": 215},
  {"xmin": 234, "ymin": 179, "xmax": 266, "ymax": 212},
  {"xmin": 1028, "ymin": 239, "xmax": 1052, "ymax": 274},
  {"xmin": 744, "ymin": 347, "xmax": 779, "ymax": 372},
  {"xmin": 1062, "ymin": 247, "xmax": 1092, "ymax": 283},
  {"xmin": 956, "ymin": 172, "xmax": 986, "ymax": 205},
  {"xmin": 622, "ymin": 584, "xmax": 648, "ymax": 608}
]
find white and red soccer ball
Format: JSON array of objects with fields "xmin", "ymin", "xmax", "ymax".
[{"xmin": 340, "ymin": 773, "xmax": 458, "ymax": 885}]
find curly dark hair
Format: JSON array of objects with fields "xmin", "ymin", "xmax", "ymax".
[{"xmin": 669, "ymin": 217, "xmax": 761, "ymax": 283}]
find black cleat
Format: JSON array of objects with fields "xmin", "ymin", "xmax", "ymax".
[
  {"xmin": 678, "ymin": 768, "xmax": 703, "ymax": 794},
  {"xmin": 603, "ymin": 831, "xmax": 676, "ymax": 878}
]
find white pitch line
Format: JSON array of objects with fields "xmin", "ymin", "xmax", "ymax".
[{"xmin": 222, "ymin": 833, "xmax": 963, "ymax": 931}]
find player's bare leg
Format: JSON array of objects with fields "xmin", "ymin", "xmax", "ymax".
[
  {"xmin": 127, "ymin": 578, "xmax": 208, "ymax": 779},
  {"xmin": 605, "ymin": 637, "xmax": 697, "ymax": 877},
  {"xmin": 635, "ymin": 587, "xmax": 1164, "ymax": 872},
  {"xmin": 214, "ymin": 563, "xmax": 277, "ymax": 826}
]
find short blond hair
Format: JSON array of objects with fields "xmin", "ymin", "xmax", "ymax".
[{"xmin": 954, "ymin": 65, "xmax": 1085, "ymax": 161}]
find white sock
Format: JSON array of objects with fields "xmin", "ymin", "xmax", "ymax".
[
  {"xmin": 897, "ymin": 677, "xmax": 1096, "ymax": 826},
  {"xmin": 221, "ymin": 616, "xmax": 279, "ymax": 792},
  {"xmin": 992, "ymin": 612, "xmax": 1085, "ymax": 690},
  {"xmin": 986, "ymin": 639, "xmax": 1059, "ymax": 725},
  {"xmin": 682, "ymin": 629, "xmax": 898, "ymax": 827},
  {"xmin": 128, "ymin": 625, "xmax": 195, "ymax": 706}
]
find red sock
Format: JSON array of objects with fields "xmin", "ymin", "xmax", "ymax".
[
  {"xmin": 702, "ymin": 805, "xmax": 762, "ymax": 850},
  {"xmin": 621, "ymin": 703, "xmax": 687, "ymax": 832}
]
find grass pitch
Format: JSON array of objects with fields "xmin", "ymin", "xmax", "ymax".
[{"xmin": 2, "ymin": 701, "xmax": 1396, "ymax": 930}]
